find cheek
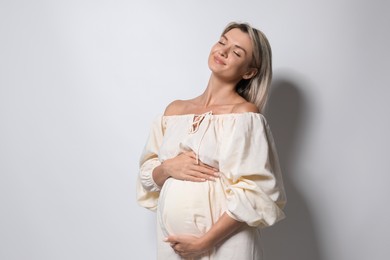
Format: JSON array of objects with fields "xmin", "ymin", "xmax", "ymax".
[
  {"xmin": 207, "ymin": 51, "xmax": 214, "ymax": 64},
  {"xmin": 208, "ymin": 46, "xmax": 220, "ymax": 66},
  {"xmin": 237, "ymin": 57, "xmax": 253, "ymax": 71},
  {"xmin": 207, "ymin": 53, "xmax": 216, "ymax": 70},
  {"xmin": 209, "ymin": 45, "xmax": 219, "ymax": 55},
  {"xmin": 231, "ymin": 58, "xmax": 248, "ymax": 71}
]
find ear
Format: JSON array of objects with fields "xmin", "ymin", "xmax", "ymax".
[{"xmin": 242, "ymin": 68, "xmax": 258, "ymax": 80}]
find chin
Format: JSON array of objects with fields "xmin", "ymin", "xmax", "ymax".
[{"xmin": 208, "ymin": 61, "xmax": 224, "ymax": 74}]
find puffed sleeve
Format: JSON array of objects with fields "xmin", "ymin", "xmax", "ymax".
[
  {"xmin": 136, "ymin": 115, "xmax": 164, "ymax": 211},
  {"xmin": 219, "ymin": 113, "xmax": 286, "ymax": 228}
]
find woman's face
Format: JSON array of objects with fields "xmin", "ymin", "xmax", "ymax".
[{"xmin": 208, "ymin": 28, "xmax": 255, "ymax": 82}]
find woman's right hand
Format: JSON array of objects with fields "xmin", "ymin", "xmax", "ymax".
[{"xmin": 156, "ymin": 151, "xmax": 219, "ymax": 185}]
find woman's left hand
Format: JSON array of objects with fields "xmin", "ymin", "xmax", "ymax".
[{"xmin": 165, "ymin": 234, "xmax": 210, "ymax": 258}]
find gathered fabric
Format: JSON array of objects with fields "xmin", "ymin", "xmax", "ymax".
[{"xmin": 136, "ymin": 112, "xmax": 286, "ymax": 260}]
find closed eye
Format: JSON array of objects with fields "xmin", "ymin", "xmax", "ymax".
[
  {"xmin": 233, "ymin": 51, "xmax": 241, "ymax": 57},
  {"xmin": 218, "ymin": 41, "xmax": 226, "ymax": 45}
]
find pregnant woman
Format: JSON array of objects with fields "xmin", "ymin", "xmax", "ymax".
[{"xmin": 136, "ymin": 22, "xmax": 286, "ymax": 260}]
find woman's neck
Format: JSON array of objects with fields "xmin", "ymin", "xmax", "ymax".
[{"xmin": 197, "ymin": 75, "xmax": 240, "ymax": 107}]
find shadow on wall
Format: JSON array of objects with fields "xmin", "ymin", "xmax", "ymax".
[{"xmin": 262, "ymin": 75, "xmax": 323, "ymax": 260}]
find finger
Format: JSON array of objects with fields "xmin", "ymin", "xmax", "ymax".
[
  {"xmin": 185, "ymin": 152, "xmax": 219, "ymax": 172},
  {"xmin": 184, "ymin": 173, "xmax": 213, "ymax": 182},
  {"xmin": 198, "ymin": 161, "xmax": 219, "ymax": 172},
  {"xmin": 199, "ymin": 166, "xmax": 220, "ymax": 176},
  {"xmin": 172, "ymin": 243, "xmax": 185, "ymax": 254},
  {"xmin": 183, "ymin": 174, "xmax": 206, "ymax": 182},
  {"xmin": 164, "ymin": 236, "xmax": 177, "ymax": 243},
  {"xmin": 182, "ymin": 151, "xmax": 197, "ymax": 159},
  {"xmin": 192, "ymin": 165, "xmax": 220, "ymax": 177},
  {"xmin": 185, "ymin": 167, "xmax": 219, "ymax": 181},
  {"xmin": 190, "ymin": 158, "xmax": 219, "ymax": 172}
]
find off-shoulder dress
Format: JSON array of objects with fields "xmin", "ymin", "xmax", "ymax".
[{"xmin": 137, "ymin": 112, "xmax": 286, "ymax": 260}]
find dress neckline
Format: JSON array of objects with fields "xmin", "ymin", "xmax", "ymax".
[
  {"xmin": 189, "ymin": 111, "xmax": 212, "ymax": 134},
  {"xmin": 162, "ymin": 111, "xmax": 261, "ymax": 118}
]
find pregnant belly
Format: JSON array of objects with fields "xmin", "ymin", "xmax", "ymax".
[{"xmin": 158, "ymin": 178, "xmax": 215, "ymax": 236}]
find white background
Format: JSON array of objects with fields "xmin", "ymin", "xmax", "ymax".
[{"xmin": 1, "ymin": 1, "xmax": 389, "ymax": 259}]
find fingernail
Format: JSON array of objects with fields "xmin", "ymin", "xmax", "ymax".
[
  {"xmin": 163, "ymin": 237, "xmax": 168, "ymax": 242},
  {"xmin": 214, "ymin": 172, "xmax": 220, "ymax": 177}
]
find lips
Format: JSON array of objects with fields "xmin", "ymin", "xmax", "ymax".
[{"xmin": 214, "ymin": 55, "xmax": 226, "ymax": 65}]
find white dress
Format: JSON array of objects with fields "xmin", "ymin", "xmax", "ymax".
[{"xmin": 136, "ymin": 112, "xmax": 286, "ymax": 260}]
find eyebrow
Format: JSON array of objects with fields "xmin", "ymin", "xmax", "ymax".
[{"xmin": 221, "ymin": 35, "xmax": 248, "ymax": 54}]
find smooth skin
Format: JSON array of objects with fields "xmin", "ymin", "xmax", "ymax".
[{"xmin": 153, "ymin": 28, "xmax": 259, "ymax": 258}]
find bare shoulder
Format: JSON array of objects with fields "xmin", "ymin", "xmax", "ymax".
[
  {"xmin": 163, "ymin": 100, "xmax": 189, "ymax": 116},
  {"xmin": 231, "ymin": 101, "xmax": 259, "ymax": 113}
]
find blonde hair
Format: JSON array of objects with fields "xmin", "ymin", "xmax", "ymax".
[{"xmin": 222, "ymin": 22, "xmax": 273, "ymax": 113}]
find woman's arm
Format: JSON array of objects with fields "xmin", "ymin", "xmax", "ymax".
[
  {"xmin": 152, "ymin": 151, "xmax": 219, "ymax": 187},
  {"xmin": 165, "ymin": 212, "xmax": 244, "ymax": 258},
  {"xmin": 200, "ymin": 212, "xmax": 244, "ymax": 248}
]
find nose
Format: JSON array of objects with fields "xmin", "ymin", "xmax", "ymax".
[
  {"xmin": 219, "ymin": 45, "xmax": 229, "ymax": 57},
  {"xmin": 219, "ymin": 47, "xmax": 228, "ymax": 58}
]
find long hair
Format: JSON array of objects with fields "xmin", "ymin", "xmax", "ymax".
[{"xmin": 221, "ymin": 22, "xmax": 273, "ymax": 113}]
